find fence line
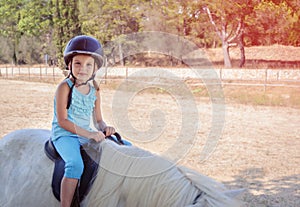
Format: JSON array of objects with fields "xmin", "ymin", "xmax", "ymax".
[
  {"xmin": 0, "ymin": 65, "xmax": 64, "ymax": 82},
  {"xmin": 1, "ymin": 66, "xmax": 300, "ymax": 89},
  {"xmin": 100, "ymin": 67, "xmax": 300, "ymax": 90},
  {"xmin": 102, "ymin": 67, "xmax": 300, "ymax": 81}
]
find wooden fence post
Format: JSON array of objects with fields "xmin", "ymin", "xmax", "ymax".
[
  {"xmin": 53, "ymin": 67, "xmax": 55, "ymax": 82},
  {"xmin": 5, "ymin": 65, "xmax": 8, "ymax": 78},
  {"xmin": 104, "ymin": 66, "xmax": 107, "ymax": 84},
  {"xmin": 40, "ymin": 65, "xmax": 42, "ymax": 79},
  {"xmin": 264, "ymin": 68, "xmax": 268, "ymax": 92}
]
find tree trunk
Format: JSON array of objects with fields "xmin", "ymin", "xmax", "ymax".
[
  {"xmin": 238, "ymin": 19, "xmax": 245, "ymax": 68},
  {"xmin": 222, "ymin": 41, "xmax": 232, "ymax": 68},
  {"xmin": 238, "ymin": 34, "xmax": 245, "ymax": 68},
  {"xmin": 118, "ymin": 42, "xmax": 125, "ymax": 66},
  {"xmin": 13, "ymin": 50, "xmax": 17, "ymax": 65}
]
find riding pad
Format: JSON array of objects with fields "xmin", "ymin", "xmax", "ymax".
[
  {"xmin": 44, "ymin": 133, "xmax": 131, "ymax": 206},
  {"xmin": 44, "ymin": 139, "xmax": 100, "ymax": 206}
]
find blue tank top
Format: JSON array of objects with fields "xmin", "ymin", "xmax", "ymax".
[{"xmin": 51, "ymin": 79, "xmax": 97, "ymax": 141}]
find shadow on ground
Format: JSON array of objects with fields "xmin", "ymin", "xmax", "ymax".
[{"xmin": 224, "ymin": 168, "xmax": 300, "ymax": 207}]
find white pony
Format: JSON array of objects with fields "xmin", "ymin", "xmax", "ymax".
[{"xmin": 0, "ymin": 129, "xmax": 243, "ymax": 207}]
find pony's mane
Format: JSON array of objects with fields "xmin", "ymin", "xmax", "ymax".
[{"xmin": 87, "ymin": 140, "xmax": 243, "ymax": 206}]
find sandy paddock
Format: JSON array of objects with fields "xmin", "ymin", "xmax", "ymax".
[{"xmin": 0, "ymin": 78, "xmax": 299, "ymax": 207}]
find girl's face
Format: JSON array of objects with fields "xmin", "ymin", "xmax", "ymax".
[{"xmin": 70, "ymin": 55, "xmax": 96, "ymax": 83}]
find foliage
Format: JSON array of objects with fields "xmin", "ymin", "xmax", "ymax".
[
  {"xmin": 18, "ymin": 0, "xmax": 53, "ymax": 36},
  {"xmin": 0, "ymin": 0, "xmax": 299, "ymax": 66},
  {"xmin": 79, "ymin": 0, "xmax": 147, "ymax": 65},
  {"xmin": 0, "ymin": 0, "xmax": 24, "ymax": 64},
  {"xmin": 52, "ymin": 0, "xmax": 82, "ymax": 68},
  {"xmin": 0, "ymin": 37, "xmax": 13, "ymax": 64},
  {"xmin": 246, "ymin": 0, "xmax": 297, "ymax": 45},
  {"xmin": 0, "ymin": 0, "xmax": 54, "ymax": 64}
]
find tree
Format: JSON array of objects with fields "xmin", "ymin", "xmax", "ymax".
[
  {"xmin": 0, "ymin": 0, "xmax": 299, "ymax": 66},
  {"xmin": 52, "ymin": 0, "xmax": 82, "ymax": 68},
  {"xmin": 0, "ymin": 0, "xmax": 24, "ymax": 64},
  {"xmin": 18, "ymin": 0, "xmax": 54, "ymax": 64},
  {"xmin": 288, "ymin": 0, "xmax": 300, "ymax": 46},
  {"xmin": 0, "ymin": 0, "xmax": 54, "ymax": 64},
  {"xmin": 199, "ymin": 0, "xmax": 255, "ymax": 68},
  {"xmin": 246, "ymin": 0, "xmax": 296, "ymax": 46},
  {"xmin": 18, "ymin": 0, "xmax": 52, "ymax": 36},
  {"xmin": 80, "ymin": 0, "xmax": 146, "ymax": 66},
  {"xmin": 0, "ymin": 36, "xmax": 13, "ymax": 64},
  {"xmin": 148, "ymin": 0, "xmax": 255, "ymax": 68}
]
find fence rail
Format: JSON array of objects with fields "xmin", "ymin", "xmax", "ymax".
[
  {"xmin": 0, "ymin": 65, "xmax": 64, "ymax": 82},
  {"xmin": 0, "ymin": 66, "xmax": 300, "ymax": 89}
]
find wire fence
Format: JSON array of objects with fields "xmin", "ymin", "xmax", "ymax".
[
  {"xmin": 0, "ymin": 65, "xmax": 300, "ymax": 90},
  {"xmin": 0, "ymin": 65, "xmax": 64, "ymax": 83},
  {"xmin": 101, "ymin": 67, "xmax": 300, "ymax": 91}
]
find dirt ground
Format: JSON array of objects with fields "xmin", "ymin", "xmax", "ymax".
[{"xmin": 0, "ymin": 78, "xmax": 299, "ymax": 207}]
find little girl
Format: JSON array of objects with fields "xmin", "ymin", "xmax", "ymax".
[{"xmin": 51, "ymin": 35, "xmax": 115, "ymax": 207}]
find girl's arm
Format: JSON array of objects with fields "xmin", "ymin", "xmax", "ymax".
[
  {"xmin": 93, "ymin": 89, "xmax": 115, "ymax": 136},
  {"xmin": 56, "ymin": 81, "xmax": 105, "ymax": 142}
]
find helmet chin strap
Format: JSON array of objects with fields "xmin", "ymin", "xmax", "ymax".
[
  {"xmin": 66, "ymin": 60, "xmax": 76, "ymax": 109},
  {"xmin": 75, "ymin": 74, "xmax": 96, "ymax": 87},
  {"xmin": 69, "ymin": 60, "xmax": 97, "ymax": 87},
  {"xmin": 66, "ymin": 60, "xmax": 97, "ymax": 109}
]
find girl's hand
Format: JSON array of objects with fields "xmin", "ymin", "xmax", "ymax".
[
  {"xmin": 89, "ymin": 131, "xmax": 105, "ymax": 142},
  {"xmin": 104, "ymin": 126, "xmax": 115, "ymax": 136}
]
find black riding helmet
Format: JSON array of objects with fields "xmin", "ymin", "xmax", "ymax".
[{"xmin": 64, "ymin": 35, "xmax": 104, "ymax": 68}]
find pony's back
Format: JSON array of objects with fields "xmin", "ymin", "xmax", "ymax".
[
  {"xmin": 0, "ymin": 129, "xmax": 59, "ymax": 207},
  {"xmin": 0, "ymin": 129, "xmax": 243, "ymax": 207}
]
